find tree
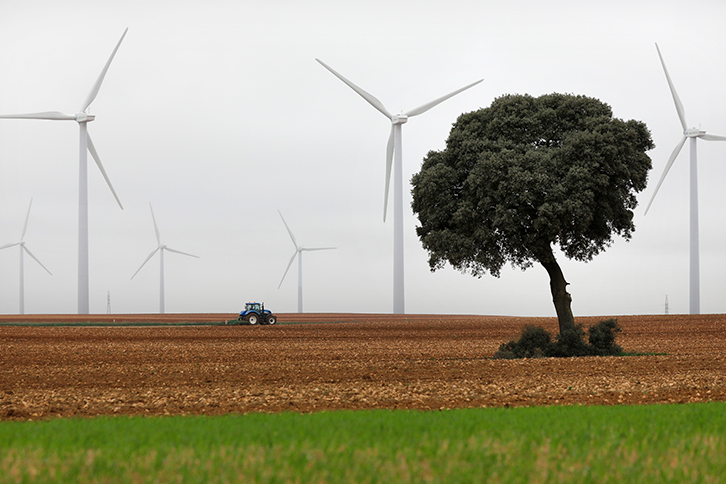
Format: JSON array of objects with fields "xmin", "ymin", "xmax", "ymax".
[{"xmin": 411, "ymin": 93, "xmax": 654, "ymax": 334}]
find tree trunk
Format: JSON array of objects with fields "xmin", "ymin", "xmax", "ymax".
[{"xmin": 540, "ymin": 257, "xmax": 575, "ymax": 334}]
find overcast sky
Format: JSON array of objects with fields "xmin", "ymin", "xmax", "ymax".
[{"xmin": 1, "ymin": 0, "xmax": 725, "ymax": 316}]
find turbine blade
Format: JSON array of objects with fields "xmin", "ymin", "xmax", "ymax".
[
  {"xmin": 149, "ymin": 203, "xmax": 161, "ymax": 245},
  {"xmin": 316, "ymin": 58, "xmax": 393, "ymax": 119},
  {"xmin": 22, "ymin": 246, "xmax": 52, "ymax": 275},
  {"xmin": 164, "ymin": 247, "xmax": 200, "ymax": 258},
  {"xmin": 21, "ymin": 198, "xmax": 33, "ymax": 241},
  {"xmin": 0, "ymin": 242, "xmax": 20, "ymax": 250},
  {"xmin": 383, "ymin": 126, "xmax": 394, "ymax": 222},
  {"xmin": 645, "ymin": 135, "xmax": 687, "ymax": 215},
  {"xmin": 278, "ymin": 210, "xmax": 299, "ymax": 249},
  {"xmin": 302, "ymin": 247, "xmax": 337, "ymax": 251},
  {"xmin": 131, "ymin": 247, "xmax": 160, "ymax": 279},
  {"xmin": 0, "ymin": 111, "xmax": 75, "ymax": 121},
  {"xmin": 81, "ymin": 28, "xmax": 128, "ymax": 112},
  {"xmin": 278, "ymin": 251, "xmax": 298, "ymax": 289},
  {"xmin": 404, "ymin": 79, "xmax": 483, "ymax": 117},
  {"xmin": 87, "ymin": 132, "xmax": 123, "ymax": 209},
  {"xmin": 655, "ymin": 43, "xmax": 688, "ymax": 132},
  {"xmin": 701, "ymin": 133, "xmax": 726, "ymax": 141}
]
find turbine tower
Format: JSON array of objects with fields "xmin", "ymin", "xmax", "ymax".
[
  {"xmin": 316, "ymin": 59, "xmax": 482, "ymax": 314},
  {"xmin": 0, "ymin": 199, "xmax": 52, "ymax": 314},
  {"xmin": 131, "ymin": 203, "xmax": 199, "ymax": 314},
  {"xmin": 277, "ymin": 210, "xmax": 336, "ymax": 313},
  {"xmin": 0, "ymin": 29, "xmax": 128, "ymax": 314},
  {"xmin": 645, "ymin": 43, "xmax": 726, "ymax": 314}
]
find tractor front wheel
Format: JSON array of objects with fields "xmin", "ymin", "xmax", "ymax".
[
  {"xmin": 266, "ymin": 315, "xmax": 277, "ymax": 325},
  {"xmin": 246, "ymin": 313, "xmax": 259, "ymax": 325}
]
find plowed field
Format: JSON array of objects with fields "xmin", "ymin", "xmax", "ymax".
[{"xmin": 0, "ymin": 313, "xmax": 724, "ymax": 420}]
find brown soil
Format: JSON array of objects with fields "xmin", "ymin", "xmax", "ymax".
[{"xmin": 0, "ymin": 313, "xmax": 724, "ymax": 420}]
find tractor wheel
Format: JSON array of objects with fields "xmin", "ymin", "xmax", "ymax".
[
  {"xmin": 246, "ymin": 313, "xmax": 259, "ymax": 325},
  {"xmin": 266, "ymin": 315, "xmax": 277, "ymax": 325}
]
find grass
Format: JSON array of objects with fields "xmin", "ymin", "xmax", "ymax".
[{"xmin": 1, "ymin": 403, "xmax": 725, "ymax": 483}]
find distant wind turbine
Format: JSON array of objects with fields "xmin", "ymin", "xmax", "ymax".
[
  {"xmin": 0, "ymin": 28, "xmax": 128, "ymax": 314},
  {"xmin": 645, "ymin": 43, "xmax": 726, "ymax": 315},
  {"xmin": 131, "ymin": 203, "xmax": 199, "ymax": 314},
  {"xmin": 316, "ymin": 59, "xmax": 482, "ymax": 314},
  {"xmin": 277, "ymin": 210, "xmax": 336, "ymax": 313},
  {"xmin": 0, "ymin": 199, "xmax": 52, "ymax": 314}
]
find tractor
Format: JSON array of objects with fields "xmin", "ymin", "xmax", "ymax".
[{"xmin": 235, "ymin": 302, "xmax": 277, "ymax": 326}]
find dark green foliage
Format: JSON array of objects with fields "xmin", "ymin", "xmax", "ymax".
[
  {"xmin": 588, "ymin": 318, "xmax": 623, "ymax": 355},
  {"xmin": 548, "ymin": 324, "xmax": 592, "ymax": 357},
  {"xmin": 494, "ymin": 319, "xmax": 624, "ymax": 359},
  {"xmin": 411, "ymin": 93, "xmax": 654, "ymax": 332},
  {"xmin": 411, "ymin": 93, "xmax": 654, "ymax": 276},
  {"xmin": 494, "ymin": 325, "xmax": 551, "ymax": 359}
]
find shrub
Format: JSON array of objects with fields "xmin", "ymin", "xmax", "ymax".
[
  {"xmin": 493, "ymin": 319, "xmax": 623, "ymax": 359},
  {"xmin": 548, "ymin": 324, "xmax": 591, "ymax": 357},
  {"xmin": 514, "ymin": 325, "xmax": 552, "ymax": 357},
  {"xmin": 588, "ymin": 318, "xmax": 623, "ymax": 356},
  {"xmin": 494, "ymin": 325, "xmax": 551, "ymax": 359}
]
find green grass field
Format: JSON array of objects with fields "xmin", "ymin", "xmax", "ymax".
[{"xmin": 1, "ymin": 403, "xmax": 724, "ymax": 483}]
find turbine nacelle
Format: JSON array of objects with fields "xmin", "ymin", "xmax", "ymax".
[
  {"xmin": 685, "ymin": 128, "xmax": 706, "ymax": 138},
  {"xmin": 75, "ymin": 113, "xmax": 96, "ymax": 123},
  {"xmin": 391, "ymin": 114, "xmax": 408, "ymax": 125}
]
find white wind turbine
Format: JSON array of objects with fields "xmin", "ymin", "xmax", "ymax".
[
  {"xmin": 0, "ymin": 28, "xmax": 128, "ymax": 314},
  {"xmin": 0, "ymin": 199, "xmax": 52, "ymax": 314},
  {"xmin": 316, "ymin": 59, "xmax": 482, "ymax": 314},
  {"xmin": 131, "ymin": 203, "xmax": 199, "ymax": 314},
  {"xmin": 645, "ymin": 43, "xmax": 726, "ymax": 315},
  {"xmin": 277, "ymin": 210, "xmax": 336, "ymax": 313}
]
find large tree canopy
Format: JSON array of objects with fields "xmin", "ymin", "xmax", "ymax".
[{"xmin": 411, "ymin": 93, "xmax": 654, "ymax": 332}]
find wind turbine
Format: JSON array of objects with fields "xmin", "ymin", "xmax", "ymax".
[
  {"xmin": 645, "ymin": 43, "xmax": 726, "ymax": 315},
  {"xmin": 0, "ymin": 199, "xmax": 52, "ymax": 314},
  {"xmin": 277, "ymin": 210, "xmax": 336, "ymax": 313},
  {"xmin": 0, "ymin": 28, "xmax": 128, "ymax": 314},
  {"xmin": 131, "ymin": 203, "xmax": 199, "ymax": 314},
  {"xmin": 316, "ymin": 59, "xmax": 482, "ymax": 314}
]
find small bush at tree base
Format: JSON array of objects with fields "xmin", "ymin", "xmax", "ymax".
[
  {"xmin": 588, "ymin": 318, "xmax": 623, "ymax": 356},
  {"xmin": 494, "ymin": 326, "xmax": 553, "ymax": 359},
  {"xmin": 548, "ymin": 324, "xmax": 592, "ymax": 357},
  {"xmin": 493, "ymin": 325, "xmax": 552, "ymax": 359},
  {"xmin": 493, "ymin": 319, "xmax": 624, "ymax": 359}
]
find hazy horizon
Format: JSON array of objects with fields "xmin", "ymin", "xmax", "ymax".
[{"xmin": 1, "ymin": 0, "xmax": 725, "ymax": 316}]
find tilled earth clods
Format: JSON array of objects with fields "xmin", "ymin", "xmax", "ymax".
[{"xmin": 0, "ymin": 313, "xmax": 724, "ymax": 420}]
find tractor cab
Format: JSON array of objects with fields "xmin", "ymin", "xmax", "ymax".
[{"xmin": 245, "ymin": 302, "xmax": 263, "ymax": 312}]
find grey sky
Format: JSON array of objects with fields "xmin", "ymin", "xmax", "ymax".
[{"xmin": 1, "ymin": 0, "xmax": 725, "ymax": 315}]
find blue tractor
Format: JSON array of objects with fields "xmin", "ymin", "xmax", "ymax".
[{"xmin": 236, "ymin": 302, "xmax": 277, "ymax": 325}]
